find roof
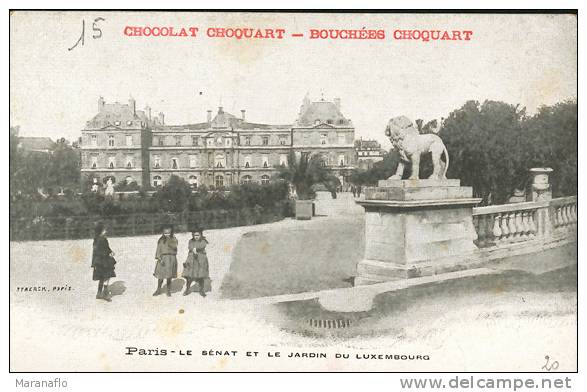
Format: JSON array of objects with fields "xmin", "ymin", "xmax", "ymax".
[
  {"xmin": 152, "ymin": 107, "xmax": 291, "ymax": 131},
  {"xmin": 296, "ymin": 99, "xmax": 351, "ymax": 127},
  {"xmin": 18, "ymin": 137, "xmax": 56, "ymax": 152},
  {"xmin": 86, "ymin": 101, "xmax": 146, "ymax": 129}
]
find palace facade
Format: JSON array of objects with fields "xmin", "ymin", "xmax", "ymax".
[{"xmin": 80, "ymin": 95, "xmax": 357, "ymax": 188}]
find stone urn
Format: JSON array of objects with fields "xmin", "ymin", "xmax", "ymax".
[
  {"xmin": 528, "ymin": 167, "xmax": 553, "ymax": 202},
  {"xmin": 295, "ymin": 199, "xmax": 314, "ymax": 220}
]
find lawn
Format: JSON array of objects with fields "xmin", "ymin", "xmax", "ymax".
[{"xmin": 219, "ymin": 215, "xmax": 365, "ymax": 299}]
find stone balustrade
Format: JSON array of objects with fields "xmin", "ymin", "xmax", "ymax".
[
  {"xmin": 473, "ymin": 196, "xmax": 577, "ymax": 248},
  {"xmin": 550, "ymin": 196, "xmax": 578, "ymax": 231}
]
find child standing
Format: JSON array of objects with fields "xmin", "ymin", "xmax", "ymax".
[
  {"xmin": 182, "ymin": 228, "xmax": 211, "ymax": 297},
  {"xmin": 153, "ymin": 225, "xmax": 178, "ymax": 297},
  {"xmin": 91, "ymin": 222, "xmax": 116, "ymax": 302}
]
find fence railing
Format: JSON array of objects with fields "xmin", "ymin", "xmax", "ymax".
[
  {"xmin": 472, "ymin": 196, "xmax": 577, "ymax": 248},
  {"xmin": 9, "ymin": 205, "xmax": 289, "ymax": 242}
]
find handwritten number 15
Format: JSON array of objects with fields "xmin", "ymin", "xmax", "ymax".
[{"xmin": 68, "ymin": 17, "xmax": 105, "ymax": 51}]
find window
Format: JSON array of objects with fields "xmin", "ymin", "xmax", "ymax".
[
  {"xmin": 225, "ymin": 138, "xmax": 231, "ymax": 147},
  {"xmin": 115, "ymin": 121, "xmax": 121, "ymax": 126},
  {"xmin": 189, "ymin": 155, "xmax": 197, "ymax": 168},
  {"xmin": 279, "ymin": 154, "xmax": 287, "ymax": 166},
  {"xmin": 125, "ymin": 155, "xmax": 133, "ymax": 168},
  {"xmin": 321, "ymin": 159, "xmax": 327, "ymax": 167},
  {"xmin": 214, "ymin": 154, "xmax": 225, "ymax": 168},
  {"xmin": 126, "ymin": 135, "xmax": 133, "ymax": 147},
  {"xmin": 320, "ymin": 133, "xmax": 327, "ymax": 145},
  {"xmin": 127, "ymin": 120, "xmax": 133, "ymax": 126},
  {"xmin": 262, "ymin": 136, "xmax": 269, "ymax": 146},
  {"xmin": 215, "ymin": 175, "xmax": 224, "ymax": 188},
  {"xmin": 262, "ymin": 155, "xmax": 269, "ymax": 168},
  {"xmin": 108, "ymin": 156, "xmax": 115, "ymax": 169},
  {"xmin": 244, "ymin": 155, "xmax": 251, "ymax": 168},
  {"xmin": 261, "ymin": 175, "xmax": 270, "ymax": 185},
  {"xmin": 90, "ymin": 134, "xmax": 97, "ymax": 147},
  {"xmin": 153, "ymin": 155, "xmax": 161, "ymax": 169},
  {"xmin": 192, "ymin": 136, "xmax": 199, "ymax": 146},
  {"xmin": 338, "ymin": 134, "xmax": 346, "ymax": 145},
  {"xmin": 279, "ymin": 135, "xmax": 287, "ymax": 145},
  {"xmin": 175, "ymin": 136, "xmax": 182, "ymax": 146},
  {"xmin": 108, "ymin": 135, "xmax": 115, "ymax": 147},
  {"xmin": 315, "ymin": 119, "xmax": 321, "ymax": 125},
  {"xmin": 171, "ymin": 158, "xmax": 179, "ymax": 169},
  {"xmin": 338, "ymin": 119, "xmax": 345, "ymax": 125},
  {"xmin": 245, "ymin": 136, "xmax": 251, "ymax": 146},
  {"xmin": 327, "ymin": 119, "xmax": 333, "ymax": 125},
  {"xmin": 153, "ymin": 176, "xmax": 162, "ymax": 187},
  {"xmin": 91, "ymin": 155, "xmax": 98, "ymax": 169},
  {"xmin": 188, "ymin": 175, "xmax": 198, "ymax": 187},
  {"xmin": 158, "ymin": 137, "xmax": 164, "ymax": 146},
  {"xmin": 207, "ymin": 138, "xmax": 213, "ymax": 147},
  {"xmin": 339, "ymin": 154, "xmax": 345, "ymax": 166},
  {"xmin": 125, "ymin": 176, "xmax": 134, "ymax": 184},
  {"xmin": 241, "ymin": 175, "xmax": 252, "ymax": 184}
]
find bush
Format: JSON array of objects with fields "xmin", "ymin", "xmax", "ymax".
[{"xmin": 153, "ymin": 175, "xmax": 191, "ymax": 213}]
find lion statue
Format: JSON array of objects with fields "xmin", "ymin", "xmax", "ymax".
[{"xmin": 385, "ymin": 115, "xmax": 449, "ymax": 180}]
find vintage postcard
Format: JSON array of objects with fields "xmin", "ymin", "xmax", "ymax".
[{"xmin": 9, "ymin": 10, "xmax": 577, "ymax": 373}]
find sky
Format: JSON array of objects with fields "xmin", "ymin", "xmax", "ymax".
[{"xmin": 10, "ymin": 11, "xmax": 577, "ymax": 148}]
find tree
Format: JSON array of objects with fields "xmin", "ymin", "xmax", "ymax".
[
  {"xmin": 153, "ymin": 175, "xmax": 191, "ymax": 212},
  {"xmin": 276, "ymin": 151, "xmax": 339, "ymax": 199},
  {"xmin": 48, "ymin": 138, "xmax": 81, "ymax": 190},
  {"xmin": 520, "ymin": 99, "xmax": 577, "ymax": 197},
  {"xmin": 349, "ymin": 150, "xmax": 401, "ymax": 186},
  {"xmin": 440, "ymin": 100, "xmax": 526, "ymax": 205}
]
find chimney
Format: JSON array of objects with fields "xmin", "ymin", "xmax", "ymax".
[
  {"xmin": 158, "ymin": 112, "xmax": 165, "ymax": 125},
  {"xmin": 98, "ymin": 96, "xmax": 105, "ymax": 112},
  {"xmin": 241, "ymin": 109, "xmax": 246, "ymax": 121},
  {"xmin": 218, "ymin": 106, "xmax": 224, "ymax": 114},
  {"xmin": 129, "ymin": 97, "xmax": 136, "ymax": 115},
  {"xmin": 207, "ymin": 110, "xmax": 212, "ymax": 123},
  {"xmin": 145, "ymin": 106, "xmax": 152, "ymax": 121},
  {"xmin": 334, "ymin": 98, "xmax": 341, "ymax": 110}
]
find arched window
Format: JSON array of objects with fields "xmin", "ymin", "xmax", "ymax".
[
  {"xmin": 125, "ymin": 176, "xmax": 134, "ymax": 184},
  {"xmin": 153, "ymin": 176, "xmax": 162, "ymax": 187},
  {"xmin": 215, "ymin": 175, "xmax": 224, "ymax": 188},
  {"xmin": 261, "ymin": 175, "xmax": 270, "ymax": 185},
  {"xmin": 241, "ymin": 175, "xmax": 252, "ymax": 184},
  {"xmin": 214, "ymin": 153, "xmax": 225, "ymax": 168}
]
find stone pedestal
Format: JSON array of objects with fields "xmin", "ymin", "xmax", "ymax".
[{"xmin": 355, "ymin": 179, "xmax": 482, "ymax": 285}]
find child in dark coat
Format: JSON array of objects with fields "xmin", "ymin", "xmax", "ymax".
[{"xmin": 91, "ymin": 222, "xmax": 116, "ymax": 302}]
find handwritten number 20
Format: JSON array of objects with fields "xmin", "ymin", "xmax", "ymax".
[{"xmin": 542, "ymin": 355, "xmax": 559, "ymax": 371}]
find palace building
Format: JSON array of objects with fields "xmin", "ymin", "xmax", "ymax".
[{"xmin": 80, "ymin": 95, "xmax": 357, "ymax": 188}]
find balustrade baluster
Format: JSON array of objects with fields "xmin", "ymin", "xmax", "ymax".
[
  {"xmin": 528, "ymin": 210, "xmax": 537, "ymax": 237},
  {"xmin": 555, "ymin": 207, "xmax": 563, "ymax": 227},
  {"xmin": 514, "ymin": 212, "xmax": 524, "ymax": 238},
  {"xmin": 520, "ymin": 212, "xmax": 529, "ymax": 238},
  {"xmin": 500, "ymin": 213, "xmax": 510, "ymax": 240},
  {"xmin": 561, "ymin": 206, "xmax": 569, "ymax": 226},
  {"xmin": 507, "ymin": 212, "xmax": 517, "ymax": 239},
  {"xmin": 492, "ymin": 214, "xmax": 502, "ymax": 241},
  {"xmin": 564, "ymin": 205, "xmax": 572, "ymax": 226}
]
